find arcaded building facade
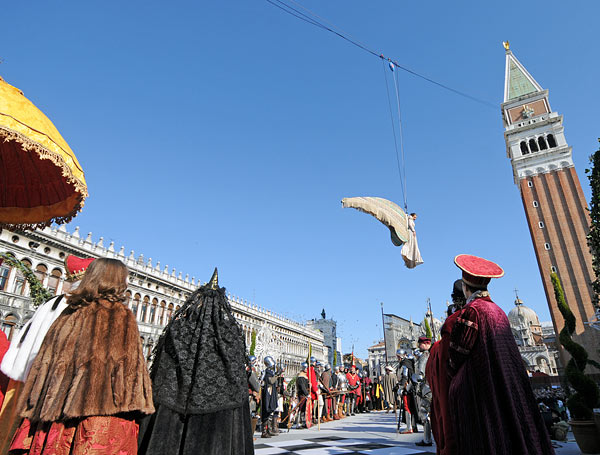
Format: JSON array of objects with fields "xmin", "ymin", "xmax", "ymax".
[{"xmin": 0, "ymin": 226, "xmax": 325, "ymax": 377}]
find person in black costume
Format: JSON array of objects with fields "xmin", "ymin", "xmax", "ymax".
[
  {"xmin": 138, "ymin": 269, "xmax": 254, "ymax": 455},
  {"xmin": 261, "ymin": 356, "xmax": 279, "ymax": 438},
  {"xmin": 397, "ymin": 349, "xmax": 418, "ymax": 434},
  {"xmin": 295, "ymin": 362, "xmax": 310, "ymax": 428}
]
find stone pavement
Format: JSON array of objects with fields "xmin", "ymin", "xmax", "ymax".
[{"xmin": 253, "ymin": 411, "xmax": 586, "ymax": 454}]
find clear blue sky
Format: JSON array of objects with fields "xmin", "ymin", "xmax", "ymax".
[{"xmin": 2, "ymin": 1, "xmax": 599, "ymax": 358}]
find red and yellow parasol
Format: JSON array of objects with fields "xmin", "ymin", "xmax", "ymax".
[{"xmin": 0, "ymin": 76, "xmax": 87, "ymax": 229}]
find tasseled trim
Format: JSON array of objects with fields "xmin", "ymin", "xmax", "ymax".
[{"xmin": 0, "ymin": 126, "xmax": 87, "ymax": 230}]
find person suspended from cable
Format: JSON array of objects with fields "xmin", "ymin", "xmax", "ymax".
[
  {"xmin": 341, "ymin": 198, "xmax": 423, "ymax": 268},
  {"xmin": 401, "ymin": 213, "xmax": 423, "ymax": 269}
]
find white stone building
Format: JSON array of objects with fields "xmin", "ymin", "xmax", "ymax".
[
  {"xmin": 508, "ymin": 296, "xmax": 559, "ymax": 375},
  {"xmin": 306, "ymin": 312, "xmax": 341, "ymax": 367},
  {"xmin": 0, "ymin": 226, "xmax": 325, "ymax": 377},
  {"xmin": 367, "ymin": 340, "xmax": 386, "ymax": 378},
  {"xmin": 382, "ymin": 313, "xmax": 422, "ymax": 363}
]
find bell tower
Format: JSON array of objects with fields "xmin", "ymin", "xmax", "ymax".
[{"xmin": 501, "ymin": 43, "xmax": 600, "ymax": 369}]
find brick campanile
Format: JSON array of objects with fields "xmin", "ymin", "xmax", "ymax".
[{"xmin": 501, "ymin": 45, "xmax": 600, "ymax": 369}]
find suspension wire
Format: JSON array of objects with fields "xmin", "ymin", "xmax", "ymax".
[
  {"xmin": 264, "ymin": 0, "xmax": 496, "ymax": 109},
  {"xmin": 382, "ymin": 60, "xmax": 406, "ymax": 209},
  {"xmin": 391, "ymin": 65, "xmax": 408, "ymax": 212}
]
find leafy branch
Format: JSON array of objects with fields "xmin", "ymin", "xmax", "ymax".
[{"xmin": 0, "ymin": 252, "xmax": 52, "ymax": 308}]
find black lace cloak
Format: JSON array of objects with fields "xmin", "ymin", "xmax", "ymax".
[{"xmin": 138, "ymin": 276, "xmax": 254, "ymax": 455}]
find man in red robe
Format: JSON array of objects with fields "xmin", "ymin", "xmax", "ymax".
[
  {"xmin": 426, "ymin": 280, "xmax": 464, "ymax": 455},
  {"xmin": 445, "ymin": 255, "xmax": 553, "ymax": 455},
  {"xmin": 346, "ymin": 365, "xmax": 360, "ymax": 416}
]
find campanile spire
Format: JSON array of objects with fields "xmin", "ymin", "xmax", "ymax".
[{"xmin": 501, "ymin": 46, "xmax": 600, "ymax": 370}]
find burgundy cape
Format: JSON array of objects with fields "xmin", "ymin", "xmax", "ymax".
[
  {"xmin": 426, "ymin": 310, "xmax": 460, "ymax": 455},
  {"xmin": 447, "ymin": 295, "xmax": 554, "ymax": 455}
]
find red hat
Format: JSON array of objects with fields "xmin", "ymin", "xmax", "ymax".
[
  {"xmin": 64, "ymin": 255, "xmax": 95, "ymax": 281},
  {"xmin": 418, "ymin": 336, "xmax": 431, "ymax": 343},
  {"xmin": 454, "ymin": 254, "xmax": 504, "ymax": 289}
]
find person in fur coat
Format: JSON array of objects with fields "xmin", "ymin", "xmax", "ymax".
[{"xmin": 10, "ymin": 258, "xmax": 154, "ymax": 454}]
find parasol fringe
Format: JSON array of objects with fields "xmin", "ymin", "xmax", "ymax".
[
  {"xmin": 0, "ymin": 127, "xmax": 88, "ymax": 200},
  {"xmin": 0, "ymin": 127, "xmax": 87, "ymax": 230}
]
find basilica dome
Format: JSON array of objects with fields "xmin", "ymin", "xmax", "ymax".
[{"xmin": 508, "ymin": 297, "xmax": 541, "ymax": 328}]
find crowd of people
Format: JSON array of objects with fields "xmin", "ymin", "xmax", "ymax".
[
  {"xmin": 0, "ymin": 252, "xmax": 566, "ymax": 454},
  {"xmin": 245, "ymin": 340, "xmax": 435, "ymax": 447}
]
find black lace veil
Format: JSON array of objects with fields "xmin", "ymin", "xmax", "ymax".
[{"xmin": 149, "ymin": 271, "xmax": 248, "ymax": 415}]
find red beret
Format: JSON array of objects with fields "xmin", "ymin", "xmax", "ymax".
[
  {"xmin": 418, "ymin": 336, "xmax": 431, "ymax": 343},
  {"xmin": 454, "ymin": 254, "xmax": 504, "ymax": 289},
  {"xmin": 64, "ymin": 255, "xmax": 95, "ymax": 281}
]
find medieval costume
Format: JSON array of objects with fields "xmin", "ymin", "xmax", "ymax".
[
  {"xmin": 426, "ymin": 303, "xmax": 461, "ymax": 454},
  {"xmin": 382, "ymin": 366, "xmax": 397, "ymax": 411},
  {"xmin": 426, "ymin": 279, "xmax": 464, "ymax": 455},
  {"xmin": 10, "ymin": 258, "xmax": 154, "ymax": 454},
  {"xmin": 0, "ymin": 256, "xmax": 94, "ymax": 452},
  {"xmin": 397, "ymin": 353, "xmax": 418, "ymax": 433},
  {"xmin": 446, "ymin": 255, "xmax": 554, "ymax": 455},
  {"xmin": 295, "ymin": 366, "xmax": 310, "ymax": 428},
  {"xmin": 247, "ymin": 360, "xmax": 260, "ymax": 438},
  {"xmin": 138, "ymin": 270, "xmax": 254, "ymax": 455},
  {"xmin": 401, "ymin": 214, "xmax": 423, "ymax": 269},
  {"xmin": 414, "ymin": 337, "xmax": 432, "ymax": 447},
  {"xmin": 345, "ymin": 368, "xmax": 360, "ymax": 416},
  {"xmin": 320, "ymin": 366, "xmax": 332, "ymax": 421},
  {"xmin": 260, "ymin": 357, "xmax": 279, "ymax": 438}
]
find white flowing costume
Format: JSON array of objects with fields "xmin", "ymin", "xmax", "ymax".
[
  {"xmin": 0, "ymin": 294, "xmax": 68, "ymax": 382},
  {"xmin": 401, "ymin": 217, "xmax": 424, "ymax": 269}
]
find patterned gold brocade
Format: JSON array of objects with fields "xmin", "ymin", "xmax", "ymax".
[{"xmin": 10, "ymin": 416, "xmax": 139, "ymax": 455}]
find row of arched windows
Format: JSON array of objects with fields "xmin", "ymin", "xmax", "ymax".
[
  {"xmin": 125, "ymin": 291, "xmax": 180, "ymax": 326},
  {"xmin": 0, "ymin": 255, "xmax": 66, "ymax": 297},
  {"xmin": 519, "ymin": 134, "xmax": 557, "ymax": 156}
]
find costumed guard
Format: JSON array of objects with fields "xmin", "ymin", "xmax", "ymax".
[
  {"xmin": 260, "ymin": 356, "xmax": 279, "ymax": 438},
  {"xmin": 396, "ymin": 349, "xmax": 418, "ymax": 433},
  {"xmin": 295, "ymin": 362, "xmax": 310, "ymax": 428},
  {"xmin": 247, "ymin": 355, "xmax": 260, "ymax": 438},
  {"xmin": 320, "ymin": 364, "xmax": 332, "ymax": 421},
  {"xmin": 0, "ymin": 255, "xmax": 94, "ymax": 452},
  {"xmin": 345, "ymin": 365, "xmax": 360, "ymax": 416},
  {"xmin": 426, "ymin": 279, "xmax": 465, "ymax": 455},
  {"xmin": 414, "ymin": 336, "xmax": 433, "ymax": 447},
  {"xmin": 336, "ymin": 367, "xmax": 348, "ymax": 418},
  {"xmin": 138, "ymin": 269, "xmax": 254, "ymax": 455},
  {"xmin": 330, "ymin": 366, "xmax": 340, "ymax": 420},
  {"xmin": 438, "ymin": 255, "xmax": 553, "ymax": 455}
]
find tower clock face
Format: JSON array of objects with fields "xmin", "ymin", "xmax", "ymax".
[{"xmin": 521, "ymin": 105, "xmax": 535, "ymax": 119}]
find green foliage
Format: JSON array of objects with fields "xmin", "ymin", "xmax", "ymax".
[
  {"xmin": 424, "ymin": 318, "xmax": 432, "ymax": 338},
  {"xmin": 586, "ymin": 140, "xmax": 600, "ymax": 309},
  {"xmin": 551, "ymin": 272, "xmax": 600, "ymax": 419},
  {"xmin": 0, "ymin": 253, "xmax": 52, "ymax": 308},
  {"xmin": 333, "ymin": 350, "xmax": 337, "ymax": 367},
  {"xmin": 249, "ymin": 330, "xmax": 257, "ymax": 356}
]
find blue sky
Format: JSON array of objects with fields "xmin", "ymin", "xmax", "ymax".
[{"xmin": 2, "ymin": 1, "xmax": 599, "ymax": 358}]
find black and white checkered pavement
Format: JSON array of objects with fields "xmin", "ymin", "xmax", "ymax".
[{"xmin": 254, "ymin": 435, "xmax": 436, "ymax": 454}]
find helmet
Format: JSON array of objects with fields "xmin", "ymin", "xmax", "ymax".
[
  {"xmin": 264, "ymin": 356, "xmax": 275, "ymax": 368},
  {"xmin": 316, "ymin": 361, "xmax": 322, "ymax": 368},
  {"xmin": 301, "ymin": 362, "xmax": 308, "ymax": 371},
  {"xmin": 248, "ymin": 355, "xmax": 257, "ymax": 365},
  {"xmin": 396, "ymin": 349, "xmax": 406, "ymax": 357},
  {"xmin": 310, "ymin": 356, "xmax": 316, "ymax": 365},
  {"xmin": 334, "ymin": 366, "xmax": 340, "ymax": 372},
  {"xmin": 324, "ymin": 363, "xmax": 331, "ymax": 371}
]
